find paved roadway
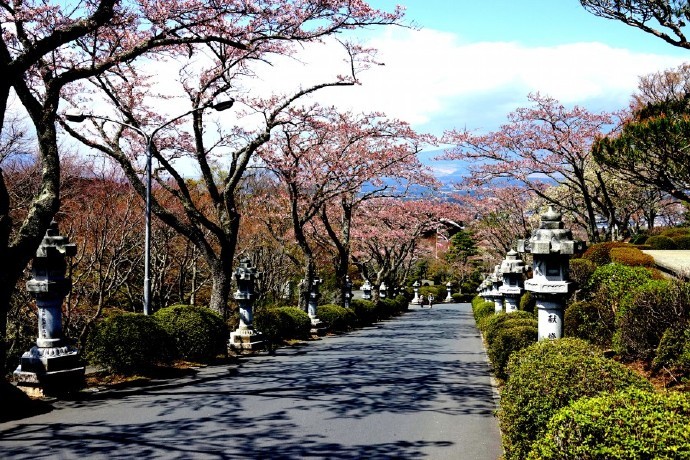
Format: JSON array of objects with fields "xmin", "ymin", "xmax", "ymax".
[{"xmin": 0, "ymin": 303, "xmax": 503, "ymax": 459}]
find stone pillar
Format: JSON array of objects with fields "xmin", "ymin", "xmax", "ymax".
[
  {"xmin": 499, "ymin": 250, "xmax": 528, "ymax": 313},
  {"xmin": 379, "ymin": 281, "xmax": 388, "ymax": 300},
  {"xmin": 518, "ymin": 207, "xmax": 582, "ymax": 340},
  {"xmin": 14, "ymin": 221, "xmax": 84, "ymax": 397},
  {"xmin": 362, "ymin": 279, "xmax": 372, "ymax": 301},
  {"xmin": 490, "ymin": 265, "xmax": 504, "ymax": 313},
  {"xmin": 445, "ymin": 281, "xmax": 453, "ymax": 303},
  {"xmin": 344, "ymin": 276, "xmax": 353, "ymax": 309},
  {"xmin": 411, "ymin": 280, "xmax": 421, "ymax": 305},
  {"xmin": 229, "ymin": 258, "xmax": 264, "ymax": 352}
]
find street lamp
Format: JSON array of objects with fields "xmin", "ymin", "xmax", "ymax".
[{"xmin": 65, "ymin": 99, "xmax": 234, "ymax": 315}]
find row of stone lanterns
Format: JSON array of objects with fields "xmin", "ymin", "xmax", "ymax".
[{"xmin": 478, "ymin": 207, "xmax": 583, "ymax": 341}]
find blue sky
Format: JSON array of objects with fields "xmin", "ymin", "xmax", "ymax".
[{"xmin": 275, "ymin": 0, "xmax": 687, "ymax": 137}]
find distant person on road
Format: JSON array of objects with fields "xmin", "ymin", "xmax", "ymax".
[
  {"xmin": 428, "ymin": 294, "xmax": 434, "ymax": 308},
  {"xmin": 419, "ymin": 294, "xmax": 425, "ymax": 307}
]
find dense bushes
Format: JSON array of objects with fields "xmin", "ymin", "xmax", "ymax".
[
  {"xmin": 317, "ymin": 304, "xmax": 357, "ymax": 332},
  {"xmin": 614, "ymin": 279, "xmax": 690, "ymax": 360},
  {"xmin": 275, "ymin": 307, "xmax": 312, "ymax": 340},
  {"xmin": 569, "ymin": 257, "xmax": 596, "ymax": 288},
  {"xmin": 586, "ymin": 263, "xmax": 653, "ymax": 311},
  {"xmin": 654, "ymin": 325, "xmax": 690, "ymax": 373},
  {"xmin": 350, "ymin": 299, "xmax": 378, "ymax": 326},
  {"xmin": 154, "ymin": 305, "xmax": 227, "ymax": 362},
  {"xmin": 646, "ymin": 235, "xmax": 678, "ymax": 250},
  {"xmin": 471, "ymin": 296, "xmax": 495, "ymax": 323},
  {"xmin": 487, "ymin": 323, "xmax": 537, "ymax": 380},
  {"xmin": 609, "ymin": 246, "xmax": 655, "ymax": 267},
  {"xmin": 498, "ymin": 338, "xmax": 651, "ymax": 460},
  {"xmin": 582, "ymin": 241, "xmax": 630, "ymax": 266},
  {"xmin": 529, "ymin": 388, "xmax": 690, "ymax": 459},
  {"xmin": 86, "ymin": 312, "xmax": 172, "ymax": 373},
  {"xmin": 564, "ymin": 300, "xmax": 614, "ymax": 347},
  {"xmin": 518, "ymin": 291, "xmax": 535, "ymax": 314}
]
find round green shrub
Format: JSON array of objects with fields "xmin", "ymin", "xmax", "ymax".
[
  {"xmin": 569, "ymin": 257, "xmax": 596, "ymax": 288},
  {"xmin": 317, "ymin": 304, "xmax": 356, "ymax": 332},
  {"xmin": 528, "ymin": 388, "xmax": 690, "ymax": 460},
  {"xmin": 487, "ymin": 323, "xmax": 537, "ymax": 380},
  {"xmin": 276, "ymin": 307, "xmax": 312, "ymax": 340},
  {"xmin": 253, "ymin": 307, "xmax": 283, "ymax": 347},
  {"xmin": 646, "ymin": 235, "xmax": 678, "ymax": 250},
  {"xmin": 673, "ymin": 235, "xmax": 690, "ymax": 250},
  {"xmin": 629, "ymin": 233, "xmax": 648, "ymax": 245},
  {"xmin": 654, "ymin": 325, "xmax": 690, "ymax": 372},
  {"xmin": 480, "ymin": 310, "xmax": 535, "ymax": 341},
  {"xmin": 350, "ymin": 299, "xmax": 378, "ymax": 326},
  {"xmin": 660, "ymin": 227, "xmax": 690, "ymax": 239},
  {"xmin": 519, "ymin": 291, "xmax": 536, "ymax": 314},
  {"xmin": 154, "ymin": 304, "xmax": 227, "ymax": 362},
  {"xmin": 564, "ymin": 300, "xmax": 615, "ymax": 348},
  {"xmin": 472, "ymin": 300, "xmax": 495, "ymax": 323},
  {"xmin": 609, "ymin": 246, "xmax": 655, "ymax": 267},
  {"xmin": 85, "ymin": 312, "xmax": 172, "ymax": 374},
  {"xmin": 615, "ymin": 279, "xmax": 690, "ymax": 360},
  {"xmin": 582, "ymin": 241, "xmax": 630, "ymax": 266},
  {"xmin": 586, "ymin": 263, "xmax": 653, "ymax": 313},
  {"xmin": 498, "ymin": 338, "xmax": 652, "ymax": 460}
]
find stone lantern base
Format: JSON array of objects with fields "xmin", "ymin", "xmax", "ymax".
[
  {"xmin": 13, "ymin": 345, "xmax": 85, "ymax": 398},
  {"xmin": 229, "ymin": 328, "xmax": 264, "ymax": 353}
]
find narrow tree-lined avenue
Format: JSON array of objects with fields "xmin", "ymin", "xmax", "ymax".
[{"xmin": 0, "ymin": 302, "xmax": 503, "ymax": 459}]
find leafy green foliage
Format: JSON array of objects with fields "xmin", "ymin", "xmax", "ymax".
[
  {"xmin": 154, "ymin": 305, "xmax": 227, "ymax": 362},
  {"xmin": 581, "ymin": 242, "xmax": 631, "ymax": 266},
  {"xmin": 498, "ymin": 338, "xmax": 652, "ymax": 460},
  {"xmin": 646, "ymin": 235, "xmax": 678, "ymax": 249},
  {"xmin": 609, "ymin": 246, "xmax": 655, "ymax": 267},
  {"xmin": 615, "ymin": 279, "xmax": 690, "ymax": 360},
  {"xmin": 564, "ymin": 300, "xmax": 615, "ymax": 348},
  {"xmin": 487, "ymin": 323, "xmax": 537, "ymax": 380},
  {"xmin": 529, "ymin": 388, "xmax": 690, "ymax": 459},
  {"xmin": 85, "ymin": 312, "xmax": 172, "ymax": 374},
  {"xmin": 317, "ymin": 304, "xmax": 357, "ymax": 332},
  {"xmin": 587, "ymin": 263, "xmax": 653, "ymax": 312},
  {"xmin": 654, "ymin": 325, "xmax": 690, "ymax": 373},
  {"xmin": 569, "ymin": 258, "xmax": 596, "ymax": 288},
  {"xmin": 350, "ymin": 299, "xmax": 378, "ymax": 326},
  {"xmin": 275, "ymin": 307, "xmax": 312, "ymax": 340},
  {"xmin": 445, "ymin": 229, "xmax": 478, "ymax": 263},
  {"xmin": 472, "ymin": 299, "xmax": 495, "ymax": 323},
  {"xmin": 672, "ymin": 235, "xmax": 690, "ymax": 249},
  {"xmin": 519, "ymin": 291, "xmax": 536, "ymax": 314}
]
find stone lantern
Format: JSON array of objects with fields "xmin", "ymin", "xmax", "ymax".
[
  {"xmin": 229, "ymin": 258, "xmax": 264, "ymax": 351},
  {"xmin": 361, "ymin": 279, "xmax": 373, "ymax": 300},
  {"xmin": 444, "ymin": 281, "xmax": 453, "ymax": 303},
  {"xmin": 344, "ymin": 276, "xmax": 353, "ymax": 309},
  {"xmin": 379, "ymin": 281, "xmax": 388, "ymax": 300},
  {"xmin": 411, "ymin": 280, "xmax": 421, "ymax": 305},
  {"xmin": 499, "ymin": 250, "xmax": 528, "ymax": 313},
  {"xmin": 14, "ymin": 221, "xmax": 84, "ymax": 397},
  {"xmin": 518, "ymin": 207, "xmax": 583, "ymax": 340},
  {"xmin": 490, "ymin": 265, "xmax": 504, "ymax": 313},
  {"xmin": 477, "ymin": 277, "xmax": 489, "ymax": 301}
]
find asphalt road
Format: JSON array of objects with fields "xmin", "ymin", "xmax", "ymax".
[{"xmin": 0, "ymin": 303, "xmax": 503, "ymax": 459}]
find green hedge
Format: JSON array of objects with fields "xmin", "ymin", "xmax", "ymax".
[
  {"xmin": 487, "ymin": 323, "xmax": 537, "ymax": 380},
  {"xmin": 498, "ymin": 338, "xmax": 652, "ymax": 460},
  {"xmin": 317, "ymin": 304, "xmax": 357, "ymax": 332},
  {"xmin": 582, "ymin": 242, "xmax": 630, "ymax": 266},
  {"xmin": 479, "ymin": 310, "xmax": 535, "ymax": 340},
  {"xmin": 85, "ymin": 312, "xmax": 172, "ymax": 374},
  {"xmin": 154, "ymin": 305, "xmax": 227, "ymax": 362},
  {"xmin": 276, "ymin": 307, "xmax": 312, "ymax": 340},
  {"xmin": 609, "ymin": 246, "xmax": 655, "ymax": 267},
  {"xmin": 672, "ymin": 235, "xmax": 690, "ymax": 250},
  {"xmin": 654, "ymin": 325, "xmax": 690, "ymax": 373},
  {"xmin": 564, "ymin": 300, "xmax": 615, "ymax": 348},
  {"xmin": 519, "ymin": 291, "xmax": 536, "ymax": 314},
  {"xmin": 529, "ymin": 388, "xmax": 690, "ymax": 459},
  {"xmin": 350, "ymin": 299, "xmax": 378, "ymax": 326},
  {"xmin": 472, "ymin": 300, "xmax": 495, "ymax": 323},
  {"xmin": 569, "ymin": 258, "xmax": 596, "ymax": 288},
  {"xmin": 646, "ymin": 235, "xmax": 678, "ymax": 250},
  {"xmin": 615, "ymin": 279, "xmax": 690, "ymax": 360}
]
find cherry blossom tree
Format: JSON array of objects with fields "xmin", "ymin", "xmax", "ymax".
[
  {"xmin": 259, "ymin": 106, "xmax": 434, "ymax": 307},
  {"xmin": 60, "ymin": 2, "xmax": 403, "ymax": 317},
  {"xmin": 441, "ymin": 93, "xmax": 630, "ymax": 242}
]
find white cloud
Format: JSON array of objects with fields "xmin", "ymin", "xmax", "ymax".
[{"xmin": 247, "ymin": 26, "xmax": 687, "ymax": 135}]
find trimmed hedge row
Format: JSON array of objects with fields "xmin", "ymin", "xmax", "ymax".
[
  {"xmin": 498, "ymin": 338, "xmax": 652, "ymax": 460},
  {"xmin": 86, "ymin": 305, "xmax": 228, "ymax": 374},
  {"xmin": 529, "ymin": 388, "xmax": 690, "ymax": 459}
]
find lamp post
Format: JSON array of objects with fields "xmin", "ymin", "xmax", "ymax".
[{"xmin": 65, "ymin": 100, "xmax": 234, "ymax": 315}]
